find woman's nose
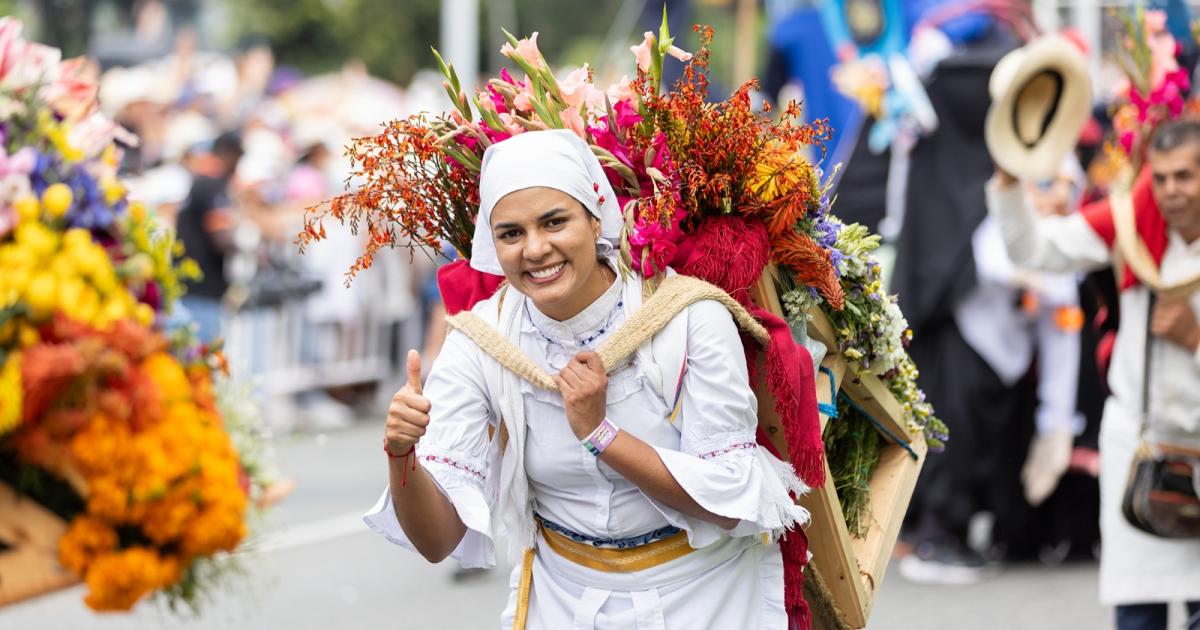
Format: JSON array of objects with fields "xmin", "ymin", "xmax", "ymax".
[{"xmin": 523, "ymin": 229, "xmax": 551, "ymax": 259}]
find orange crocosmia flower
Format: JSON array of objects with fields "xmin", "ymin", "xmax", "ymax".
[{"xmin": 771, "ymin": 231, "xmax": 845, "ymax": 310}]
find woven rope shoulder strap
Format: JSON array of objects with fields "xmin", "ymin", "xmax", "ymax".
[
  {"xmin": 1112, "ymin": 191, "xmax": 1200, "ymax": 299},
  {"xmin": 445, "ymin": 275, "xmax": 769, "ymax": 392}
]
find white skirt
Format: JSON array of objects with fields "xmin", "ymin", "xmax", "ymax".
[
  {"xmin": 1098, "ymin": 398, "xmax": 1200, "ymax": 605},
  {"xmin": 498, "ymin": 533, "xmax": 786, "ymax": 630}
]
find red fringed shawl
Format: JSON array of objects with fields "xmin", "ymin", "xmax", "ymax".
[
  {"xmin": 671, "ymin": 215, "xmax": 820, "ymax": 630},
  {"xmin": 1081, "ymin": 169, "xmax": 1169, "ymax": 291}
]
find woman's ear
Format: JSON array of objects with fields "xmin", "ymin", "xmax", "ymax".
[{"xmin": 591, "ymin": 214, "xmax": 602, "ymax": 240}]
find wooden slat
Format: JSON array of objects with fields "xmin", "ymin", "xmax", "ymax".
[
  {"xmin": 848, "ymin": 436, "xmax": 928, "ymax": 612},
  {"xmin": 816, "ymin": 354, "xmax": 846, "ymax": 433},
  {"xmin": 0, "ymin": 481, "xmax": 77, "ymax": 607},
  {"xmin": 839, "ymin": 369, "xmax": 916, "ymax": 444},
  {"xmin": 798, "ymin": 458, "xmax": 870, "ymax": 630}
]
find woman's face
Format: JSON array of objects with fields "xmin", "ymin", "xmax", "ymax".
[{"xmin": 490, "ymin": 186, "xmax": 608, "ymax": 321}]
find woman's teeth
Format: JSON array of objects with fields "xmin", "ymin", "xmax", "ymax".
[{"xmin": 529, "ymin": 263, "xmax": 564, "ymax": 279}]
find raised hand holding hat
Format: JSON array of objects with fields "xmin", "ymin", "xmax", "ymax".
[{"xmin": 985, "ymin": 34, "xmax": 1093, "ymax": 182}]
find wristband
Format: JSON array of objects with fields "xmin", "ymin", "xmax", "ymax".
[
  {"xmin": 384, "ymin": 437, "xmax": 415, "ymax": 459},
  {"xmin": 581, "ymin": 418, "xmax": 619, "ymax": 456}
]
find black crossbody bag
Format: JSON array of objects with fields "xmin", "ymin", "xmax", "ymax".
[{"xmin": 1120, "ymin": 293, "xmax": 1200, "ymax": 538}]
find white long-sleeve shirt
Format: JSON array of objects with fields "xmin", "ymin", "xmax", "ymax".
[
  {"xmin": 364, "ymin": 268, "xmax": 805, "ymax": 629},
  {"xmin": 985, "ymin": 179, "xmax": 1200, "ymax": 436}
]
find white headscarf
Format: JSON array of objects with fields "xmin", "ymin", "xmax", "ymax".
[{"xmin": 470, "ymin": 129, "xmax": 622, "ymax": 275}]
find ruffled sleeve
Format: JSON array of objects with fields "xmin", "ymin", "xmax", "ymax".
[
  {"xmin": 644, "ymin": 300, "xmax": 809, "ymax": 548},
  {"xmin": 362, "ymin": 328, "xmax": 499, "ymax": 568}
]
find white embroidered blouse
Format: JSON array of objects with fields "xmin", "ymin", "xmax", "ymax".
[{"xmin": 364, "ymin": 266, "xmax": 808, "ymax": 568}]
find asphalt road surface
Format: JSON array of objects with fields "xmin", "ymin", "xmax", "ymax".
[{"xmin": 1, "ymin": 421, "xmax": 1127, "ymax": 630}]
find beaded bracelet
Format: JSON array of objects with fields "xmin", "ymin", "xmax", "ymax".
[{"xmin": 581, "ymin": 418, "xmax": 619, "ymax": 456}]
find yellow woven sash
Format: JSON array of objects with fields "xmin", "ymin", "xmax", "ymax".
[
  {"xmin": 538, "ymin": 523, "xmax": 694, "ymax": 573},
  {"xmin": 511, "ymin": 524, "xmax": 696, "ymax": 630}
]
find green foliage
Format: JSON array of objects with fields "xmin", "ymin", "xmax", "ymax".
[
  {"xmin": 823, "ymin": 396, "xmax": 883, "ymax": 538},
  {"xmin": 222, "ymin": 0, "xmax": 637, "ymax": 87},
  {"xmin": 224, "ymin": 0, "xmax": 441, "ymax": 84}
]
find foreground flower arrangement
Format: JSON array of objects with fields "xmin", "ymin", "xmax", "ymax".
[
  {"xmin": 303, "ymin": 15, "xmax": 944, "ymax": 448},
  {"xmin": 0, "ymin": 19, "xmax": 271, "ymax": 612}
]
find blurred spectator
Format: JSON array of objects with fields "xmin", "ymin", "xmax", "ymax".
[{"xmin": 176, "ymin": 131, "xmax": 242, "ymax": 343}]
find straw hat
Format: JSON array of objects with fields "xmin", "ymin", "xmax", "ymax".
[{"xmin": 985, "ymin": 34, "xmax": 1092, "ymax": 181}]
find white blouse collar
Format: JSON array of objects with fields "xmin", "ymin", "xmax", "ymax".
[{"xmin": 525, "ymin": 261, "xmax": 624, "ymax": 349}]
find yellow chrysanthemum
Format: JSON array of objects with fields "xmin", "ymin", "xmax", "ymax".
[{"xmin": 0, "ymin": 352, "xmax": 22, "ymax": 435}]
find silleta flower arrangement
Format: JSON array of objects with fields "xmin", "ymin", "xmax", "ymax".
[
  {"xmin": 302, "ymin": 14, "xmax": 944, "ymax": 627},
  {"xmin": 1111, "ymin": 7, "xmax": 1200, "ymax": 168},
  {"xmin": 0, "ymin": 19, "xmax": 272, "ymax": 612}
]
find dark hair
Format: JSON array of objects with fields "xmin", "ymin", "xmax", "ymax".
[
  {"xmin": 1149, "ymin": 119, "xmax": 1200, "ymax": 155},
  {"xmin": 212, "ymin": 131, "xmax": 243, "ymax": 158}
]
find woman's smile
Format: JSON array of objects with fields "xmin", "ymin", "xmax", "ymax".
[{"xmin": 526, "ymin": 262, "xmax": 567, "ymax": 284}]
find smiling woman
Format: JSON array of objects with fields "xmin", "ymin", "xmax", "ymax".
[
  {"xmin": 365, "ymin": 130, "xmax": 808, "ymax": 630},
  {"xmin": 490, "ymin": 188, "xmax": 614, "ymax": 321}
]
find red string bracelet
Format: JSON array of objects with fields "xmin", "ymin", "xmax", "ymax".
[{"xmin": 383, "ymin": 438, "xmax": 418, "ymax": 485}]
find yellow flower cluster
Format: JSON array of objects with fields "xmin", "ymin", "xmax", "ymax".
[
  {"xmin": 0, "ymin": 219, "xmax": 154, "ymax": 342},
  {"xmin": 0, "ymin": 351, "xmax": 20, "ymax": 435},
  {"xmin": 119, "ymin": 201, "xmax": 201, "ymax": 309},
  {"xmin": 59, "ymin": 351, "xmax": 248, "ymax": 611}
]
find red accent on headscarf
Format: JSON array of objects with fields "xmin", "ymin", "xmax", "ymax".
[
  {"xmin": 436, "ymin": 259, "xmax": 506, "ymax": 315},
  {"xmin": 1081, "ymin": 169, "xmax": 1169, "ymax": 291}
]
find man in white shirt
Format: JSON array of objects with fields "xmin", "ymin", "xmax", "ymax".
[{"xmin": 986, "ymin": 118, "xmax": 1200, "ymax": 630}]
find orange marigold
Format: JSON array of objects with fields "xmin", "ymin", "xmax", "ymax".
[
  {"xmin": 58, "ymin": 516, "xmax": 118, "ymax": 575},
  {"xmin": 82, "ymin": 547, "xmax": 179, "ymax": 611}
]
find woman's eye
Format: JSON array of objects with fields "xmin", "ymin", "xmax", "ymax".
[
  {"xmin": 545, "ymin": 217, "xmax": 567, "ymax": 228},
  {"xmin": 499, "ymin": 229, "xmax": 521, "ymax": 240}
]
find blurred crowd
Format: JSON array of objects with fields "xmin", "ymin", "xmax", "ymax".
[
  {"xmin": 764, "ymin": 0, "xmax": 1190, "ymax": 598},
  {"xmin": 105, "ymin": 28, "xmax": 454, "ymax": 433}
]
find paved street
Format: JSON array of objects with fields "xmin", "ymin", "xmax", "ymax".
[{"xmin": 1, "ymin": 421, "xmax": 1117, "ymax": 630}]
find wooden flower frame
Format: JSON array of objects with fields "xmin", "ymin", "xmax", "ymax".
[{"xmin": 751, "ymin": 267, "xmax": 927, "ymax": 630}]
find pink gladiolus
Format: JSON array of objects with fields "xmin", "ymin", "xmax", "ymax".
[
  {"xmin": 560, "ymin": 105, "xmax": 587, "ymax": 137},
  {"xmin": 485, "ymin": 85, "xmax": 508, "ymax": 114},
  {"xmin": 68, "ymin": 111, "xmax": 136, "ymax": 158},
  {"xmin": 478, "ymin": 93, "xmax": 498, "ymax": 114},
  {"xmin": 500, "ymin": 32, "xmax": 546, "ymax": 70},
  {"xmin": 666, "ymin": 45, "xmax": 692, "ymax": 63},
  {"xmin": 498, "ymin": 112, "xmax": 531, "ymax": 135},
  {"xmin": 613, "ymin": 99, "xmax": 642, "ymax": 129},
  {"xmin": 607, "ymin": 76, "xmax": 637, "ymax": 106},
  {"xmin": 631, "ymin": 32, "xmax": 655, "ymax": 72},
  {"xmin": 1144, "ymin": 9, "xmax": 1167, "ymax": 34},
  {"xmin": 499, "ymin": 67, "xmax": 520, "ymax": 86},
  {"xmin": 558, "ymin": 65, "xmax": 592, "ymax": 111},
  {"xmin": 513, "ymin": 90, "xmax": 534, "ymax": 113},
  {"xmin": 456, "ymin": 130, "xmax": 480, "ymax": 151}
]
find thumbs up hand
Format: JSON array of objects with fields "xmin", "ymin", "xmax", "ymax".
[{"xmin": 385, "ymin": 349, "xmax": 431, "ymax": 456}]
